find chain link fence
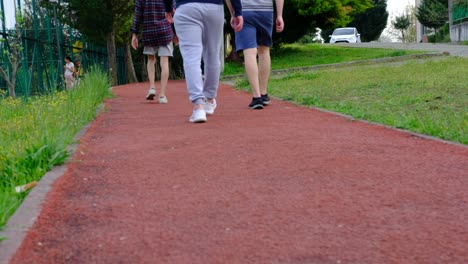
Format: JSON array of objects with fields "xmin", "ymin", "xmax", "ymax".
[{"xmin": 0, "ymin": 0, "xmax": 127, "ymax": 97}]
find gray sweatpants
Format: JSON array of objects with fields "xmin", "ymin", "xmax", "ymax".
[{"xmin": 174, "ymin": 3, "xmax": 224, "ymax": 105}]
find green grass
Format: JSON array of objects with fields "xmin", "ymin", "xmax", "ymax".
[
  {"xmin": 223, "ymin": 43, "xmax": 423, "ymax": 76},
  {"xmin": 0, "ymin": 67, "xmax": 111, "ymax": 230},
  {"xmin": 234, "ymin": 57, "xmax": 468, "ymax": 144}
]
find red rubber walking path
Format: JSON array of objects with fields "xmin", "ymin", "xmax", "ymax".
[{"xmin": 5, "ymin": 81, "xmax": 468, "ymax": 263}]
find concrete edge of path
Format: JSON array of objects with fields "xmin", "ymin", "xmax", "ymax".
[
  {"xmin": 221, "ymin": 52, "xmax": 448, "ymax": 81},
  {"xmin": 0, "ymin": 104, "xmax": 107, "ymax": 264},
  {"xmin": 304, "ymin": 104, "xmax": 467, "ymax": 149},
  {"xmin": 221, "ymin": 81, "xmax": 467, "ymax": 149}
]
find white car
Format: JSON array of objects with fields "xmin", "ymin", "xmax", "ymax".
[{"xmin": 329, "ymin": 27, "xmax": 361, "ymax": 43}]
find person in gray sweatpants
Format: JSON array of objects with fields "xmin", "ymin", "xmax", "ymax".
[{"xmin": 165, "ymin": 0, "xmax": 243, "ymax": 123}]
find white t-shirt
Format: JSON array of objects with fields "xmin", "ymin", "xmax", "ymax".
[
  {"xmin": 241, "ymin": 0, "xmax": 273, "ymax": 12},
  {"xmin": 64, "ymin": 62, "xmax": 75, "ymax": 78}
]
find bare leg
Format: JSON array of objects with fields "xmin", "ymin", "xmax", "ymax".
[
  {"xmin": 243, "ymin": 48, "xmax": 261, "ymax": 98},
  {"xmin": 147, "ymin": 55, "xmax": 156, "ymax": 88},
  {"xmin": 258, "ymin": 45, "xmax": 271, "ymax": 96},
  {"xmin": 159, "ymin": 56, "xmax": 169, "ymax": 96}
]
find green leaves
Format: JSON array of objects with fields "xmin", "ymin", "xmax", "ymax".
[
  {"xmin": 348, "ymin": 0, "xmax": 389, "ymax": 42},
  {"xmin": 416, "ymin": 0, "xmax": 448, "ymax": 30},
  {"xmin": 0, "ymin": 67, "xmax": 111, "ymax": 229},
  {"xmin": 393, "ymin": 15, "xmax": 411, "ymax": 31},
  {"xmin": 276, "ymin": 0, "xmax": 373, "ymax": 44}
]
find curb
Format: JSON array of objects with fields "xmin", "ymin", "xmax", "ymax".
[
  {"xmin": 221, "ymin": 51, "xmax": 466, "ymax": 149},
  {"xmin": 221, "ymin": 52, "xmax": 447, "ymax": 81},
  {"xmin": 303, "ymin": 103, "xmax": 467, "ymax": 149},
  {"xmin": 0, "ymin": 104, "xmax": 106, "ymax": 264}
]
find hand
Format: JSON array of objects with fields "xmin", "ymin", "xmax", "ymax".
[
  {"xmin": 131, "ymin": 33, "xmax": 139, "ymax": 50},
  {"xmin": 230, "ymin": 16, "xmax": 243, "ymax": 32},
  {"xmin": 276, "ymin": 16, "xmax": 284, "ymax": 33},
  {"xmin": 165, "ymin": 9, "xmax": 175, "ymax": 23}
]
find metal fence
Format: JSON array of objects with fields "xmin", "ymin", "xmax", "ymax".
[{"xmin": 0, "ymin": 0, "xmax": 126, "ymax": 97}]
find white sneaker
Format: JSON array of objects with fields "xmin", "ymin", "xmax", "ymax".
[
  {"xmin": 158, "ymin": 96, "xmax": 168, "ymax": 104},
  {"xmin": 146, "ymin": 88, "xmax": 156, "ymax": 100},
  {"xmin": 189, "ymin": 108, "xmax": 207, "ymax": 123},
  {"xmin": 204, "ymin": 99, "xmax": 217, "ymax": 115}
]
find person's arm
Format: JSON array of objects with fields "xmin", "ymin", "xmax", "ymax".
[
  {"xmin": 275, "ymin": 0, "xmax": 284, "ymax": 33},
  {"xmin": 131, "ymin": 0, "xmax": 143, "ymax": 50},
  {"xmin": 164, "ymin": 0, "xmax": 176, "ymax": 23},
  {"xmin": 227, "ymin": 0, "xmax": 242, "ymax": 17},
  {"xmin": 225, "ymin": 0, "xmax": 243, "ymax": 32}
]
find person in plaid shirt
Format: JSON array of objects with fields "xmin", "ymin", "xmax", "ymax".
[{"xmin": 132, "ymin": 0, "xmax": 176, "ymax": 103}]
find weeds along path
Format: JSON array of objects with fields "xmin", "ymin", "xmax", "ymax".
[{"xmin": 7, "ymin": 81, "xmax": 468, "ymax": 263}]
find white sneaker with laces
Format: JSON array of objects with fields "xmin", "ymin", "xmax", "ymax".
[
  {"xmin": 158, "ymin": 96, "xmax": 168, "ymax": 104},
  {"xmin": 146, "ymin": 88, "xmax": 156, "ymax": 100},
  {"xmin": 189, "ymin": 108, "xmax": 207, "ymax": 123},
  {"xmin": 204, "ymin": 99, "xmax": 217, "ymax": 115}
]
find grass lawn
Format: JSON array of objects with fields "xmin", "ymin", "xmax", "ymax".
[
  {"xmin": 223, "ymin": 43, "xmax": 424, "ymax": 76},
  {"xmin": 233, "ymin": 57, "xmax": 468, "ymax": 144},
  {"xmin": 0, "ymin": 67, "xmax": 111, "ymax": 230}
]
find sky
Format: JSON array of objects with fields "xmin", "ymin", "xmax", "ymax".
[
  {"xmin": 387, "ymin": 0, "xmax": 415, "ymax": 17},
  {"xmin": 383, "ymin": 0, "xmax": 415, "ymax": 39},
  {"xmin": 2, "ymin": 0, "xmax": 19, "ymax": 29}
]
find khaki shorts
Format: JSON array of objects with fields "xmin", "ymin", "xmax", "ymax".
[{"xmin": 143, "ymin": 42, "xmax": 174, "ymax": 57}]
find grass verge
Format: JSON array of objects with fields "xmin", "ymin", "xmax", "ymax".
[
  {"xmin": 223, "ymin": 43, "xmax": 424, "ymax": 76},
  {"xmin": 0, "ymin": 66, "xmax": 111, "ymax": 229},
  {"xmin": 234, "ymin": 57, "xmax": 468, "ymax": 144}
]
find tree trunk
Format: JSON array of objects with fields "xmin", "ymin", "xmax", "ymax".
[
  {"xmin": 0, "ymin": 67, "xmax": 16, "ymax": 98},
  {"xmin": 124, "ymin": 44, "xmax": 138, "ymax": 83},
  {"xmin": 107, "ymin": 27, "xmax": 118, "ymax": 87}
]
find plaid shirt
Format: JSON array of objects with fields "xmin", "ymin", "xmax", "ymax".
[{"xmin": 132, "ymin": 0, "xmax": 174, "ymax": 47}]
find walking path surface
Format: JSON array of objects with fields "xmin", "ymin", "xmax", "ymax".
[{"xmin": 3, "ymin": 81, "xmax": 468, "ymax": 263}]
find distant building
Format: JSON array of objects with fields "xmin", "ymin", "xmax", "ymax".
[{"xmin": 449, "ymin": 0, "xmax": 468, "ymax": 42}]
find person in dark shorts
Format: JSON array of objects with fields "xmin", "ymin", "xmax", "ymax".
[{"xmin": 227, "ymin": 0, "xmax": 284, "ymax": 109}]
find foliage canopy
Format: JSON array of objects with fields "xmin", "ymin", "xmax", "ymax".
[
  {"xmin": 348, "ymin": 0, "xmax": 388, "ymax": 42},
  {"xmin": 416, "ymin": 0, "xmax": 448, "ymax": 30}
]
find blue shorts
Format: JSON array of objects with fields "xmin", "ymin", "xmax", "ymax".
[{"xmin": 235, "ymin": 11, "xmax": 273, "ymax": 51}]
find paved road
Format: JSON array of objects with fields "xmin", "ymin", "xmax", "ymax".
[{"xmin": 335, "ymin": 42, "xmax": 468, "ymax": 57}]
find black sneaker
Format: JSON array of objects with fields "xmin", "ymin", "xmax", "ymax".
[
  {"xmin": 261, "ymin": 94, "xmax": 270, "ymax": 106},
  {"xmin": 249, "ymin": 97, "xmax": 264, "ymax": 109}
]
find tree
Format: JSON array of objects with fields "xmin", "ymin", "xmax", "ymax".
[
  {"xmin": 40, "ymin": 0, "xmax": 134, "ymax": 86},
  {"xmin": 348, "ymin": 0, "xmax": 389, "ymax": 42},
  {"xmin": 0, "ymin": 13, "xmax": 23, "ymax": 98},
  {"xmin": 416, "ymin": 0, "xmax": 448, "ymax": 33},
  {"xmin": 393, "ymin": 14, "xmax": 411, "ymax": 42},
  {"xmin": 71, "ymin": 0, "xmax": 134, "ymax": 86},
  {"xmin": 278, "ymin": 0, "xmax": 373, "ymax": 45}
]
